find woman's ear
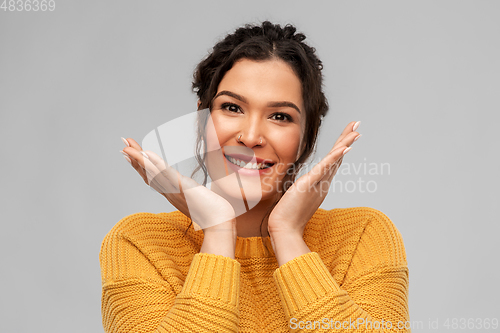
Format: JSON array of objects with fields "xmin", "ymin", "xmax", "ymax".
[{"xmin": 197, "ymin": 100, "xmax": 202, "ymax": 110}]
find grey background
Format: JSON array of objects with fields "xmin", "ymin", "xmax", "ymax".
[{"xmin": 1, "ymin": 1, "xmax": 498, "ymax": 332}]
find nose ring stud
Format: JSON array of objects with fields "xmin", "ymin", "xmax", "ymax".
[{"xmin": 236, "ymin": 135, "xmax": 263, "ymax": 145}]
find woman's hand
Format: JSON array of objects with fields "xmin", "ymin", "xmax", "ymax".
[
  {"xmin": 120, "ymin": 138, "xmax": 237, "ymax": 235},
  {"xmin": 267, "ymin": 121, "xmax": 361, "ymax": 257}
]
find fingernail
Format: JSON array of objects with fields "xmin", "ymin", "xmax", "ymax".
[
  {"xmin": 354, "ymin": 134, "xmax": 362, "ymax": 141},
  {"xmin": 353, "ymin": 121, "xmax": 361, "ymax": 131},
  {"xmin": 121, "ymin": 137, "xmax": 131, "ymax": 147},
  {"xmin": 123, "ymin": 155, "xmax": 132, "ymax": 164},
  {"xmin": 120, "ymin": 150, "xmax": 130, "ymax": 157},
  {"xmin": 141, "ymin": 151, "xmax": 149, "ymax": 159},
  {"xmin": 343, "ymin": 147, "xmax": 352, "ymax": 155}
]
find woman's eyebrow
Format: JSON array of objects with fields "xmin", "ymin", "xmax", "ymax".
[
  {"xmin": 213, "ymin": 90, "xmax": 301, "ymax": 114},
  {"xmin": 214, "ymin": 90, "xmax": 248, "ymax": 103},
  {"xmin": 267, "ymin": 101, "xmax": 301, "ymax": 114}
]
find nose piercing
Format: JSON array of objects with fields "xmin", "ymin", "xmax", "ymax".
[{"xmin": 236, "ymin": 135, "xmax": 263, "ymax": 145}]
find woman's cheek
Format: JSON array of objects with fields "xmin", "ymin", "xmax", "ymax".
[
  {"xmin": 274, "ymin": 128, "xmax": 301, "ymax": 163},
  {"xmin": 206, "ymin": 114, "xmax": 228, "ymax": 150},
  {"xmin": 209, "ymin": 112, "xmax": 235, "ymax": 148}
]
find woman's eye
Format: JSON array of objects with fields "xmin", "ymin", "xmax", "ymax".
[
  {"xmin": 271, "ymin": 113, "xmax": 292, "ymax": 122},
  {"xmin": 221, "ymin": 103, "xmax": 241, "ymax": 113}
]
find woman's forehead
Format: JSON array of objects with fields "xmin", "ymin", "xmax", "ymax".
[{"xmin": 216, "ymin": 58, "xmax": 304, "ymax": 109}]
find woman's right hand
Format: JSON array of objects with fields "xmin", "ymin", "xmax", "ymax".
[{"xmin": 120, "ymin": 137, "xmax": 237, "ymax": 240}]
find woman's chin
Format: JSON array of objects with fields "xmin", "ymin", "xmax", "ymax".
[{"xmin": 210, "ymin": 177, "xmax": 277, "ymax": 213}]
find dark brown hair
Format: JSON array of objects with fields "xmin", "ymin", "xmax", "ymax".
[{"xmin": 185, "ymin": 21, "xmax": 329, "ymax": 247}]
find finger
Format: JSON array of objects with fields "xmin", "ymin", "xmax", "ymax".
[
  {"xmin": 121, "ymin": 142, "xmax": 184, "ymax": 196},
  {"xmin": 123, "ymin": 137, "xmax": 143, "ymax": 151},
  {"xmin": 328, "ymin": 128, "xmax": 360, "ymax": 158},
  {"xmin": 295, "ymin": 145, "xmax": 349, "ymax": 189},
  {"xmin": 332, "ymin": 131, "xmax": 360, "ymax": 152},
  {"xmin": 314, "ymin": 145, "xmax": 351, "ymax": 186},
  {"xmin": 140, "ymin": 150, "xmax": 182, "ymax": 192},
  {"xmin": 143, "ymin": 150, "xmax": 203, "ymax": 192},
  {"xmin": 333, "ymin": 121, "xmax": 360, "ymax": 147},
  {"xmin": 141, "ymin": 158, "xmax": 182, "ymax": 195},
  {"xmin": 121, "ymin": 149, "xmax": 147, "ymax": 180},
  {"xmin": 122, "ymin": 147, "xmax": 152, "ymax": 184},
  {"xmin": 123, "ymin": 146, "xmax": 149, "ymax": 170},
  {"xmin": 324, "ymin": 157, "xmax": 342, "ymax": 183},
  {"xmin": 121, "ymin": 138, "xmax": 153, "ymax": 174}
]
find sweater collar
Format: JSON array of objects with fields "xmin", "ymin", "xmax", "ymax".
[{"xmin": 235, "ymin": 235, "xmax": 275, "ymax": 258}]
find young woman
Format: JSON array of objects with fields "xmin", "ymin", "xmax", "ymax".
[{"xmin": 100, "ymin": 21, "xmax": 410, "ymax": 332}]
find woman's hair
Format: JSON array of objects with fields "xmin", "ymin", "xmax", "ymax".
[{"xmin": 185, "ymin": 21, "xmax": 329, "ymax": 248}]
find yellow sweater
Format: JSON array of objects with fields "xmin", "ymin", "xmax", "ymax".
[{"xmin": 99, "ymin": 207, "xmax": 410, "ymax": 332}]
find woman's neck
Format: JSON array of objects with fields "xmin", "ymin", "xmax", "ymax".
[
  {"xmin": 235, "ymin": 204, "xmax": 271, "ymax": 238},
  {"xmin": 209, "ymin": 182, "xmax": 278, "ymax": 238},
  {"xmin": 235, "ymin": 192, "xmax": 282, "ymax": 237}
]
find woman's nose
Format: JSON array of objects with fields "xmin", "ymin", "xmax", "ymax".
[{"xmin": 238, "ymin": 118, "xmax": 265, "ymax": 147}]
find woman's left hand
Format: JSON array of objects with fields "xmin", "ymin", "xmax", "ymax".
[{"xmin": 267, "ymin": 121, "xmax": 361, "ymax": 242}]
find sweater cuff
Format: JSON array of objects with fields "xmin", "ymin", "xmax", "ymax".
[
  {"xmin": 273, "ymin": 252, "xmax": 342, "ymax": 316},
  {"xmin": 181, "ymin": 253, "xmax": 240, "ymax": 307}
]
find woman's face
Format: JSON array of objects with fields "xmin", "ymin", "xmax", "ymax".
[{"xmin": 205, "ymin": 58, "xmax": 305, "ymax": 208}]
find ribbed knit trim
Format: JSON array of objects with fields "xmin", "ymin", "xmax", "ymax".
[
  {"xmin": 181, "ymin": 253, "xmax": 240, "ymax": 307},
  {"xmin": 273, "ymin": 252, "xmax": 342, "ymax": 316},
  {"xmin": 235, "ymin": 236, "xmax": 275, "ymax": 258},
  {"xmin": 232, "ymin": 209, "xmax": 328, "ymax": 259}
]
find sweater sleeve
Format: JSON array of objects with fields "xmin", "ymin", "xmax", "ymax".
[
  {"xmin": 99, "ymin": 227, "xmax": 241, "ymax": 333},
  {"xmin": 272, "ymin": 209, "xmax": 410, "ymax": 332}
]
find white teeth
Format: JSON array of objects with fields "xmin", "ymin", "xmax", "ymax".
[
  {"xmin": 242, "ymin": 161, "xmax": 254, "ymax": 169},
  {"xmin": 227, "ymin": 156, "xmax": 270, "ymax": 170}
]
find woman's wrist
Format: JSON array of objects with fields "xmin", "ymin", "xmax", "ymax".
[
  {"xmin": 200, "ymin": 220, "xmax": 237, "ymax": 259},
  {"xmin": 269, "ymin": 231, "xmax": 311, "ymax": 267}
]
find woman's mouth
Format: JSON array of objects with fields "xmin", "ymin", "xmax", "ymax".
[{"xmin": 224, "ymin": 154, "xmax": 274, "ymax": 171}]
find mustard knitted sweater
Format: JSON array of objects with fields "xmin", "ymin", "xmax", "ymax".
[{"xmin": 99, "ymin": 207, "xmax": 410, "ymax": 332}]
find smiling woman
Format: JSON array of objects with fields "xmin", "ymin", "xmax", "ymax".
[{"xmin": 100, "ymin": 21, "xmax": 411, "ymax": 332}]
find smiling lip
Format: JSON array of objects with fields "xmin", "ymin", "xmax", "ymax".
[
  {"xmin": 224, "ymin": 154, "xmax": 274, "ymax": 175},
  {"xmin": 224, "ymin": 153, "xmax": 275, "ymax": 165}
]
